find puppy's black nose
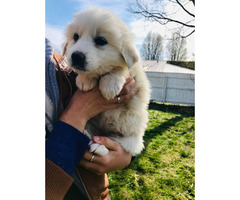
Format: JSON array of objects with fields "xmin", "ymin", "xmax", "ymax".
[{"xmin": 71, "ymin": 51, "xmax": 86, "ymax": 71}]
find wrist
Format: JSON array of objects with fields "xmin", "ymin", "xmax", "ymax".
[{"xmin": 60, "ymin": 110, "xmax": 87, "ymax": 132}]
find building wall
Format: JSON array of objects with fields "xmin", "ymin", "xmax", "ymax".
[{"xmin": 146, "ymin": 72, "xmax": 195, "ymax": 106}]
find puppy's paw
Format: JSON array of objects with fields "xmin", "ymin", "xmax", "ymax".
[
  {"xmin": 89, "ymin": 141, "xmax": 109, "ymax": 156},
  {"xmin": 76, "ymin": 74, "xmax": 97, "ymax": 92},
  {"xmin": 99, "ymin": 75, "xmax": 125, "ymax": 100}
]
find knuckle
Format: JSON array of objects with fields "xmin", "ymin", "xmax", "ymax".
[
  {"xmin": 99, "ymin": 136, "xmax": 106, "ymax": 144},
  {"xmin": 132, "ymin": 78, "xmax": 136, "ymax": 85},
  {"xmin": 100, "ymin": 157, "xmax": 109, "ymax": 167},
  {"xmin": 116, "ymin": 144, "xmax": 122, "ymax": 152},
  {"xmin": 104, "ymin": 157, "xmax": 110, "ymax": 166},
  {"xmin": 126, "ymin": 77, "xmax": 132, "ymax": 83},
  {"xmin": 103, "ymin": 188, "xmax": 109, "ymax": 195},
  {"xmin": 124, "ymin": 93, "xmax": 131, "ymax": 100},
  {"xmin": 124, "ymin": 85, "xmax": 130, "ymax": 93},
  {"xmin": 83, "ymin": 164, "xmax": 91, "ymax": 171},
  {"xmin": 102, "ymin": 136, "xmax": 110, "ymax": 144},
  {"xmin": 96, "ymin": 167, "xmax": 105, "ymax": 175}
]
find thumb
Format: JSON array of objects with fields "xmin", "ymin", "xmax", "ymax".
[{"xmin": 92, "ymin": 136, "xmax": 119, "ymax": 151}]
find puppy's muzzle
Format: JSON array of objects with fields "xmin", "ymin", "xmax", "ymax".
[{"xmin": 71, "ymin": 51, "xmax": 87, "ymax": 71}]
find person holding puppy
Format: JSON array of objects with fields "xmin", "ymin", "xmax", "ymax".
[{"xmin": 45, "ymin": 38, "xmax": 138, "ymax": 200}]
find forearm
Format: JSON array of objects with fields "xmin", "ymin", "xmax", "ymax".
[
  {"xmin": 46, "ymin": 121, "xmax": 90, "ymax": 199},
  {"xmin": 46, "ymin": 121, "xmax": 90, "ymax": 174}
]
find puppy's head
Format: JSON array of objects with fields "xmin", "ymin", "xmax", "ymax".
[{"xmin": 63, "ymin": 8, "xmax": 139, "ymax": 76}]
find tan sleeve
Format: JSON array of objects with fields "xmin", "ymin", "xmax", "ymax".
[{"xmin": 46, "ymin": 159, "xmax": 74, "ymax": 200}]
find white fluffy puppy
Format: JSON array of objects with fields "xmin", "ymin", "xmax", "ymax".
[{"xmin": 63, "ymin": 8, "xmax": 151, "ymax": 156}]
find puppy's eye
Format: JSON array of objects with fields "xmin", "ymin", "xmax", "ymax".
[
  {"xmin": 73, "ymin": 33, "xmax": 79, "ymax": 42},
  {"xmin": 94, "ymin": 36, "xmax": 108, "ymax": 46}
]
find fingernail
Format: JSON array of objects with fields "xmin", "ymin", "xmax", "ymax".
[{"xmin": 93, "ymin": 136, "xmax": 101, "ymax": 141}]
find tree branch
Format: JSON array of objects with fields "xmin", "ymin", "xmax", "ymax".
[
  {"xmin": 179, "ymin": 29, "xmax": 195, "ymax": 38},
  {"xmin": 129, "ymin": 0, "xmax": 195, "ymax": 38},
  {"xmin": 135, "ymin": 9, "xmax": 195, "ymax": 28},
  {"xmin": 176, "ymin": 0, "xmax": 195, "ymax": 17}
]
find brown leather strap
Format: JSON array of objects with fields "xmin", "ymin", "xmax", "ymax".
[{"xmin": 52, "ymin": 51, "xmax": 78, "ymax": 120}]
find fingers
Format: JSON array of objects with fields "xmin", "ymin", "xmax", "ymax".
[
  {"xmin": 79, "ymin": 159, "xmax": 104, "ymax": 175},
  {"xmin": 80, "ymin": 150, "xmax": 111, "ymax": 175},
  {"xmin": 92, "ymin": 136, "xmax": 120, "ymax": 151},
  {"xmin": 92, "ymin": 77, "xmax": 138, "ymax": 105},
  {"xmin": 117, "ymin": 87, "xmax": 140, "ymax": 103},
  {"xmin": 80, "ymin": 137, "xmax": 132, "ymax": 174},
  {"xmin": 119, "ymin": 77, "xmax": 135, "ymax": 95},
  {"xmin": 125, "ymin": 76, "xmax": 133, "ymax": 84},
  {"xmin": 107, "ymin": 87, "xmax": 140, "ymax": 106},
  {"xmin": 82, "ymin": 77, "xmax": 139, "ymax": 112},
  {"xmin": 82, "ymin": 150, "xmax": 102, "ymax": 163},
  {"xmin": 82, "ymin": 151, "xmax": 95, "ymax": 161}
]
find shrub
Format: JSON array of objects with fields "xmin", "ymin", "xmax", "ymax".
[{"xmin": 167, "ymin": 61, "xmax": 195, "ymax": 70}]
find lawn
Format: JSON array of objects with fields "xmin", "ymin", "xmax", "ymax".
[{"xmin": 108, "ymin": 102, "xmax": 195, "ymax": 200}]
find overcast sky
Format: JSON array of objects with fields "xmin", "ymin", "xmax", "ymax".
[{"xmin": 46, "ymin": 0, "xmax": 195, "ymax": 60}]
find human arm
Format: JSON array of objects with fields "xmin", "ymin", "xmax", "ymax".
[
  {"xmin": 45, "ymin": 88, "xmax": 123, "ymax": 200},
  {"xmin": 46, "ymin": 77, "xmax": 137, "ymax": 199},
  {"xmin": 59, "ymin": 77, "xmax": 137, "ymax": 132},
  {"xmin": 46, "ymin": 120, "xmax": 90, "ymax": 200},
  {"xmin": 45, "ymin": 89, "xmax": 123, "ymax": 200}
]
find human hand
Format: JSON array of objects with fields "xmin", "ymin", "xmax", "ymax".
[
  {"xmin": 79, "ymin": 136, "xmax": 132, "ymax": 175},
  {"xmin": 119, "ymin": 77, "xmax": 136, "ymax": 95},
  {"xmin": 60, "ymin": 77, "xmax": 138, "ymax": 132}
]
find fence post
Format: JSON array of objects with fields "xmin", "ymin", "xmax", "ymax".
[{"xmin": 162, "ymin": 75, "xmax": 168, "ymax": 103}]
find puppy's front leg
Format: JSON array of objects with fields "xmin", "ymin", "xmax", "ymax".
[
  {"xmin": 99, "ymin": 73, "xmax": 126, "ymax": 100},
  {"xmin": 76, "ymin": 73, "xmax": 97, "ymax": 92}
]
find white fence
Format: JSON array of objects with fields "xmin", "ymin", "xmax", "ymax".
[{"xmin": 146, "ymin": 72, "xmax": 195, "ymax": 106}]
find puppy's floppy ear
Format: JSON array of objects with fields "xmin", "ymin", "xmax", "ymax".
[
  {"xmin": 62, "ymin": 42, "xmax": 68, "ymax": 56},
  {"xmin": 121, "ymin": 44, "xmax": 139, "ymax": 69}
]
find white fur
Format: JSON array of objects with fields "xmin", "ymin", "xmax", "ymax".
[{"xmin": 63, "ymin": 8, "xmax": 151, "ymax": 156}]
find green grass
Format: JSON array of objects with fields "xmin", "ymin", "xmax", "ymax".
[{"xmin": 108, "ymin": 102, "xmax": 195, "ymax": 200}]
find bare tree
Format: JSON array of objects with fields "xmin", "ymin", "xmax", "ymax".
[
  {"xmin": 167, "ymin": 32, "xmax": 187, "ymax": 61},
  {"xmin": 129, "ymin": 0, "xmax": 195, "ymax": 38},
  {"xmin": 141, "ymin": 31, "xmax": 164, "ymax": 60}
]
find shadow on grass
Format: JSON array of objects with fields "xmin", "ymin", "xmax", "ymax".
[
  {"xmin": 143, "ymin": 102, "xmax": 195, "ymax": 152},
  {"xmin": 144, "ymin": 115, "xmax": 184, "ymax": 147},
  {"xmin": 109, "ymin": 103, "xmax": 195, "ymax": 199},
  {"xmin": 126, "ymin": 115, "xmax": 185, "ymax": 174},
  {"xmin": 148, "ymin": 102, "xmax": 195, "ymax": 117}
]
